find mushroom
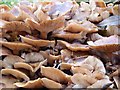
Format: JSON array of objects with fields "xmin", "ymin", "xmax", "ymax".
[
  {"xmin": 1, "ymin": 69, "xmax": 30, "ymax": 81},
  {"xmin": 41, "ymin": 66, "xmax": 68, "ymax": 83},
  {"xmin": 57, "ymin": 40, "xmax": 90, "ymax": 51},
  {"xmin": 14, "ymin": 78, "xmax": 43, "ymax": 88},
  {"xmin": 24, "ymin": 52, "xmax": 44, "ymax": 63},
  {"xmin": 52, "ymin": 30, "xmax": 87, "ymax": 41},
  {"xmin": 80, "ymin": 56, "xmax": 106, "ymax": 74},
  {"xmin": 41, "ymin": 78, "xmax": 62, "ymax": 88},
  {"xmin": 34, "ymin": 6, "xmax": 51, "ymax": 22},
  {"xmin": 20, "ymin": 35, "xmax": 55, "ymax": 48},
  {"xmin": 89, "ymin": 35, "xmax": 120, "ymax": 53},
  {"xmin": 40, "ymin": 51, "xmax": 61, "ymax": 65},
  {"xmin": 14, "ymin": 62, "xmax": 34, "ymax": 72},
  {"xmin": 0, "ymin": 41, "xmax": 32, "ymax": 54},
  {"xmin": 0, "ymin": 19, "xmax": 31, "ymax": 34},
  {"xmin": 0, "ymin": 76, "xmax": 17, "ymax": 88},
  {"xmin": 25, "ymin": 16, "xmax": 65, "ymax": 39},
  {"xmin": 3, "ymin": 55, "xmax": 25, "ymax": 68},
  {"xmin": 65, "ymin": 20, "xmax": 98, "ymax": 33},
  {"xmin": 0, "ymin": 47, "xmax": 12, "ymax": 56},
  {"xmin": 0, "ymin": 5, "xmax": 10, "ymax": 11}
]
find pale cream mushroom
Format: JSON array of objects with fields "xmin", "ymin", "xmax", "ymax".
[
  {"xmin": 41, "ymin": 66, "xmax": 68, "ymax": 83},
  {"xmin": 14, "ymin": 78, "xmax": 43, "ymax": 88},
  {"xmin": 41, "ymin": 78, "xmax": 62, "ymax": 88},
  {"xmin": 1, "ymin": 69, "xmax": 30, "ymax": 81},
  {"xmin": 14, "ymin": 62, "xmax": 34, "ymax": 72}
]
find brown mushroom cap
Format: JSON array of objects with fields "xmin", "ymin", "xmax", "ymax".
[
  {"xmin": 57, "ymin": 40, "xmax": 90, "ymax": 51},
  {"xmin": 25, "ymin": 16, "xmax": 65, "ymax": 39},
  {"xmin": 0, "ymin": 47, "xmax": 12, "ymax": 56},
  {"xmin": 41, "ymin": 78, "xmax": 62, "ymax": 88},
  {"xmin": 1, "ymin": 69, "xmax": 30, "ymax": 81},
  {"xmin": 0, "ymin": 41, "xmax": 32, "ymax": 51},
  {"xmin": 41, "ymin": 66, "xmax": 68, "ymax": 83},
  {"xmin": 14, "ymin": 78, "xmax": 43, "ymax": 88},
  {"xmin": 20, "ymin": 35, "xmax": 55, "ymax": 48},
  {"xmin": 14, "ymin": 62, "xmax": 34, "ymax": 72},
  {"xmin": 89, "ymin": 35, "xmax": 120, "ymax": 52},
  {"xmin": 0, "ymin": 5, "xmax": 10, "ymax": 11}
]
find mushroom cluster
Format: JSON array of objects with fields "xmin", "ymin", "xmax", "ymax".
[{"xmin": 0, "ymin": 0, "xmax": 120, "ymax": 89}]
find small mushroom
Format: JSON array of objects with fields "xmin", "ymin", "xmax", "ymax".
[
  {"xmin": 25, "ymin": 16, "xmax": 65, "ymax": 39},
  {"xmin": 0, "ymin": 41, "xmax": 32, "ymax": 54},
  {"xmin": 60, "ymin": 63, "xmax": 72, "ymax": 70},
  {"xmin": 24, "ymin": 52, "xmax": 44, "ymax": 63},
  {"xmin": 14, "ymin": 78, "xmax": 43, "ymax": 88},
  {"xmin": 41, "ymin": 78, "xmax": 62, "ymax": 88},
  {"xmin": 71, "ymin": 66, "xmax": 92, "ymax": 75},
  {"xmin": 52, "ymin": 30, "xmax": 87, "ymax": 41},
  {"xmin": 20, "ymin": 35, "xmax": 55, "ymax": 48},
  {"xmin": 0, "ymin": 76, "xmax": 17, "ymax": 88},
  {"xmin": 57, "ymin": 40, "xmax": 90, "ymax": 51},
  {"xmin": 3, "ymin": 55, "xmax": 25, "ymax": 68},
  {"xmin": 41, "ymin": 66, "xmax": 68, "ymax": 83},
  {"xmin": 0, "ymin": 5, "xmax": 10, "ymax": 11},
  {"xmin": 71, "ymin": 73, "xmax": 91, "ymax": 88},
  {"xmin": 65, "ymin": 20, "xmax": 98, "ymax": 33},
  {"xmin": 14, "ymin": 62, "xmax": 34, "ymax": 72},
  {"xmin": 1, "ymin": 69, "xmax": 30, "ymax": 81}
]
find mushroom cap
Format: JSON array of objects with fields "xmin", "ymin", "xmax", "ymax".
[
  {"xmin": 41, "ymin": 78, "xmax": 62, "ymax": 88},
  {"xmin": 20, "ymin": 35, "xmax": 55, "ymax": 48},
  {"xmin": 0, "ymin": 41, "xmax": 32, "ymax": 51},
  {"xmin": 41, "ymin": 66, "xmax": 68, "ymax": 83},
  {"xmin": 0, "ymin": 47, "xmax": 12, "ymax": 56},
  {"xmin": 1, "ymin": 69, "xmax": 30, "ymax": 81},
  {"xmin": 14, "ymin": 78, "xmax": 43, "ymax": 88}
]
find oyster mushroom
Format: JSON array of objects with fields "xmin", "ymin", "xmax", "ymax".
[
  {"xmin": 25, "ymin": 16, "xmax": 65, "ymax": 39},
  {"xmin": 0, "ymin": 5, "xmax": 10, "ymax": 11},
  {"xmin": 14, "ymin": 78, "xmax": 43, "ymax": 88},
  {"xmin": 0, "ymin": 76, "xmax": 17, "ymax": 88},
  {"xmin": 52, "ymin": 30, "xmax": 87, "ymax": 41},
  {"xmin": 0, "ymin": 41, "xmax": 32, "ymax": 53},
  {"xmin": 1, "ymin": 69, "xmax": 30, "ymax": 81},
  {"xmin": 89, "ymin": 35, "xmax": 120, "ymax": 53},
  {"xmin": 65, "ymin": 20, "xmax": 98, "ymax": 33},
  {"xmin": 24, "ymin": 52, "xmax": 44, "ymax": 63},
  {"xmin": 14, "ymin": 62, "xmax": 34, "ymax": 72},
  {"xmin": 0, "ymin": 19, "xmax": 31, "ymax": 34},
  {"xmin": 41, "ymin": 66, "xmax": 68, "ymax": 83},
  {"xmin": 3, "ymin": 55, "xmax": 25, "ymax": 68},
  {"xmin": 20, "ymin": 35, "xmax": 55, "ymax": 48},
  {"xmin": 41, "ymin": 78, "xmax": 62, "ymax": 88},
  {"xmin": 57, "ymin": 40, "xmax": 90, "ymax": 51}
]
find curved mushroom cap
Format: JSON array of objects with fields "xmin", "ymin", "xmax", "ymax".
[
  {"xmin": 81, "ymin": 56, "xmax": 106, "ymax": 74},
  {"xmin": 0, "ymin": 20, "xmax": 31, "ymax": 34},
  {"xmin": 24, "ymin": 52, "xmax": 44, "ymax": 63},
  {"xmin": 89, "ymin": 35, "xmax": 120, "ymax": 52},
  {"xmin": 41, "ymin": 78, "xmax": 62, "ymax": 88},
  {"xmin": 20, "ymin": 35, "xmax": 55, "ymax": 48},
  {"xmin": 0, "ymin": 41, "xmax": 32, "ymax": 51},
  {"xmin": 41, "ymin": 66, "xmax": 68, "ymax": 83},
  {"xmin": 65, "ymin": 21, "xmax": 98, "ymax": 33},
  {"xmin": 14, "ymin": 62, "xmax": 34, "ymax": 72},
  {"xmin": 3, "ymin": 55, "xmax": 25, "ymax": 68},
  {"xmin": 52, "ymin": 30, "xmax": 87, "ymax": 41},
  {"xmin": 0, "ymin": 47, "xmax": 12, "ymax": 56},
  {"xmin": 71, "ymin": 73, "xmax": 91, "ymax": 88},
  {"xmin": 0, "ymin": 76, "xmax": 17, "ymax": 88},
  {"xmin": 57, "ymin": 40, "xmax": 90, "ymax": 51},
  {"xmin": 1, "ymin": 69, "xmax": 30, "ymax": 81},
  {"xmin": 14, "ymin": 78, "xmax": 43, "ymax": 88},
  {"xmin": 0, "ymin": 5, "xmax": 10, "ymax": 11},
  {"xmin": 25, "ymin": 16, "xmax": 65, "ymax": 39}
]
